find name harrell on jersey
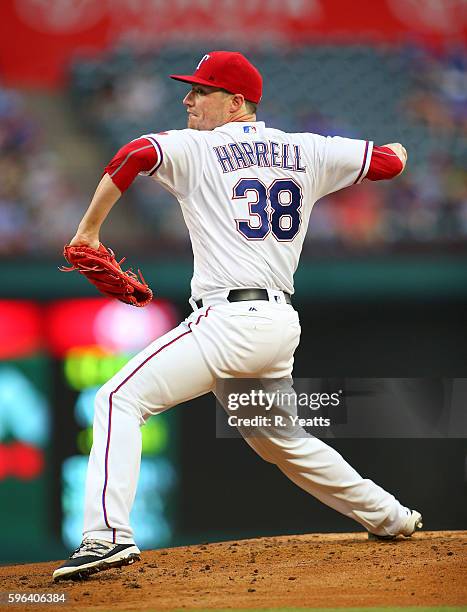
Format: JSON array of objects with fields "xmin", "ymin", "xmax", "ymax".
[{"xmin": 140, "ymin": 122, "xmax": 372, "ymax": 299}]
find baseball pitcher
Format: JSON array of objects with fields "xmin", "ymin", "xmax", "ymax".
[{"xmin": 54, "ymin": 52, "xmax": 421, "ymax": 581}]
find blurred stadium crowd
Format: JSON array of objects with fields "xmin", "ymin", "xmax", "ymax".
[
  {"xmin": 0, "ymin": 89, "xmax": 85, "ymax": 255},
  {"xmin": 1, "ymin": 44, "xmax": 465, "ymax": 257}
]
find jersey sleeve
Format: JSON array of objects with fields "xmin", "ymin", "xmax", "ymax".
[
  {"xmin": 104, "ymin": 138, "xmax": 158, "ymax": 192},
  {"xmin": 139, "ymin": 130, "xmax": 205, "ymax": 199},
  {"xmin": 365, "ymin": 145, "xmax": 404, "ymax": 180},
  {"xmin": 305, "ymin": 134, "xmax": 373, "ymax": 200}
]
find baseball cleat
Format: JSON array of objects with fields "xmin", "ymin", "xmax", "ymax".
[
  {"xmin": 368, "ymin": 509, "xmax": 423, "ymax": 541},
  {"xmin": 53, "ymin": 538, "xmax": 140, "ymax": 581}
]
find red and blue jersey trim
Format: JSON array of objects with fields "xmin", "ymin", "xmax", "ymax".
[{"xmin": 353, "ymin": 140, "xmax": 370, "ymax": 184}]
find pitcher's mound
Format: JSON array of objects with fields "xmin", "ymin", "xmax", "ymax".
[{"xmin": 1, "ymin": 531, "xmax": 466, "ymax": 611}]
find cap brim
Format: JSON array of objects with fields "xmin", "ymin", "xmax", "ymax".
[{"xmin": 170, "ymin": 74, "xmax": 227, "ymax": 90}]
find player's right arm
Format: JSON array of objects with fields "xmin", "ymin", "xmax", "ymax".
[
  {"xmin": 307, "ymin": 134, "xmax": 408, "ymax": 200},
  {"xmin": 68, "ymin": 138, "xmax": 158, "ymax": 248},
  {"xmin": 366, "ymin": 143, "xmax": 407, "ymax": 180}
]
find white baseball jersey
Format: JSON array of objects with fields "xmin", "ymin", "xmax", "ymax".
[
  {"xmin": 141, "ymin": 122, "xmax": 373, "ymax": 299},
  {"xmin": 75, "ymin": 122, "xmax": 413, "ymax": 560}
]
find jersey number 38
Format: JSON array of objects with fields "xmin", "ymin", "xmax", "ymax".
[{"xmin": 232, "ymin": 178, "xmax": 302, "ymax": 241}]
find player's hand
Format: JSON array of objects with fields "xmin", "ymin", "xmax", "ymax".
[
  {"xmin": 384, "ymin": 143, "xmax": 408, "ymax": 174},
  {"xmin": 68, "ymin": 232, "xmax": 100, "ymax": 250}
]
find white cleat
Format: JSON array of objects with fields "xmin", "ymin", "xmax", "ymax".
[
  {"xmin": 368, "ymin": 509, "xmax": 423, "ymax": 541},
  {"xmin": 400, "ymin": 509, "xmax": 423, "ymax": 537}
]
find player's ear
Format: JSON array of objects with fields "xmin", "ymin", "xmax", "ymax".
[{"xmin": 230, "ymin": 93, "xmax": 245, "ymax": 113}]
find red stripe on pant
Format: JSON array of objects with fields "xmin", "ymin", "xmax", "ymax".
[{"xmin": 101, "ymin": 328, "xmax": 194, "ymax": 543}]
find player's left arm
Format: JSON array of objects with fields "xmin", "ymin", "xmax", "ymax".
[
  {"xmin": 68, "ymin": 138, "xmax": 158, "ymax": 248},
  {"xmin": 365, "ymin": 143, "xmax": 407, "ymax": 181}
]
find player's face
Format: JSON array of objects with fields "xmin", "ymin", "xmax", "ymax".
[{"xmin": 183, "ymin": 84, "xmax": 233, "ymax": 130}]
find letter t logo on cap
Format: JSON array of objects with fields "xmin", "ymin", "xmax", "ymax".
[{"xmin": 196, "ymin": 54, "xmax": 210, "ymax": 70}]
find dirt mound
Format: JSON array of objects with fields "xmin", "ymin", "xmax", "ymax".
[{"xmin": 0, "ymin": 531, "xmax": 465, "ymax": 611}]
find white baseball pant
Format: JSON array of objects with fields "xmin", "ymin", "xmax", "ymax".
[{"xmin": 82, "ymin": 291, "xmax": 410, "ymax": 544}]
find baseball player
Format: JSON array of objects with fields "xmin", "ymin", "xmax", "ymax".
[{"xmin": 53, "ymin": 51, "xmax": 422, "ymax": 581}]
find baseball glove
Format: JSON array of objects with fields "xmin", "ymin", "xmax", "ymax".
[{"xmin": 61, "ymin": 243, "xmax": 153, "ymax": 307}]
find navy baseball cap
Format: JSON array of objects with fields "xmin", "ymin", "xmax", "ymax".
[{"xmin": 170, "ymin": 51, "xmax": 262, "ymax": 104}]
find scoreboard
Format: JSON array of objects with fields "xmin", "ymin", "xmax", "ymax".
[{"xmin": 0, "ymin": 298, "xmax": 180, "ymax": 563}]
